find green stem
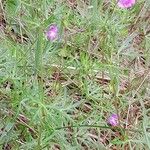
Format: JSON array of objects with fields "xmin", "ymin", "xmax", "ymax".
[
  {"xmin": 35, "ymin": 28, "xmax": 43, "ymax": 76},
  {"xmin": 55, "ymin": 124, "xmax": 142, "ymax": 133}
]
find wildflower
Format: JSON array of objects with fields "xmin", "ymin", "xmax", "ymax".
[
  {"xmin": 107, "ymin": 114, "xmax": 119, "ymax": 126},
  {"xmin": 117, "ymin": 0, "xmax": 136, "ymax": 8},
  {"xmin": 46, "ymin": 24, "xmax": 58, "ymax": 41}
]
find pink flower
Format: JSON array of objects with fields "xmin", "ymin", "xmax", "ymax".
[
  {"xmin": 107, "ymin": 114, "xmax": 119, "ymax": 126},
  {"xmin": 46, "ymin": 24, "xmax": 58, "ymax": 41},
  {"xmin": 117, "ymin": 0, "xmax": 136, "ymax": 8}
]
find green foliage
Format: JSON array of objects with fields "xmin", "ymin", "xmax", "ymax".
[{"xmin": 0, "ymin": 0, "xmax": 150, "ymax": 149}]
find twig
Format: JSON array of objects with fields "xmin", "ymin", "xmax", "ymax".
[{"xmin": 126, "ymin": 69, "xmax": 150, "ymax": 129}]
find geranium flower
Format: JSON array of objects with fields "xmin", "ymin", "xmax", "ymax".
[
  {"xmin": 46, "ymin": 24, "xmax": 58, "ymax": 41},
  {"xmin": 117, "ymin": 0, "xmax": 136, "ymax": 8},
  {"xmin": 107, "ymin": 114, "xmax": 119, "ymax": 126}
]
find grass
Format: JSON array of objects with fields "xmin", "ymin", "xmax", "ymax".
[{"xmin": 0, "ymin": 0, "xmax": 150, "ymax": 149}]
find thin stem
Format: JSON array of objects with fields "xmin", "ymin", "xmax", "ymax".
[{"xmin": 55, "ymin": 124, "xmax": 142, "ymax": 133}]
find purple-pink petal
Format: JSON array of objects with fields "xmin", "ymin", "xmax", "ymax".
[
  {"xmin": 117, "ymin": 0, "xmax": 136, "ymax": 8},
  {"xmin": 107, "ymin": 114, "xmax": 119, "ymax": 126},
  {"xmin": 46, "ymin": 24, "xmax": 58, "ymax": 41}
]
